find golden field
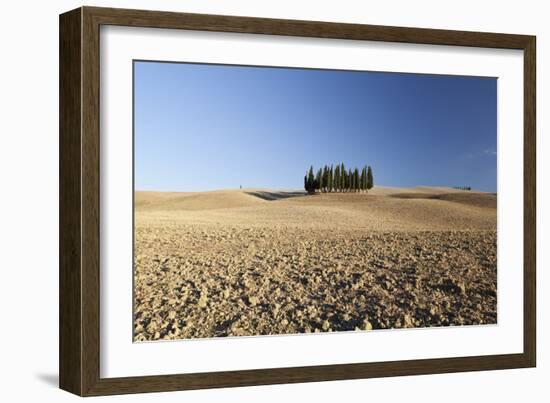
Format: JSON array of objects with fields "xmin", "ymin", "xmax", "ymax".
[{"xmin": 133, "ymin": 187, "xmax": 497, "ymax": 341}]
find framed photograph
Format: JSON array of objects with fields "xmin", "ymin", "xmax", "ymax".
[{"xmin": 59, "ymin": 6, "xmax": 536, "ymax": 396}]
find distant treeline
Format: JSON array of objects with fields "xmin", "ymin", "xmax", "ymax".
[
  {"xmin": 453, "ymin": 186, "xmax": 472, "ymax": 191},
  {"xmin": 305, "ymin": 164, "xmax": 373, "ymax": 194}
]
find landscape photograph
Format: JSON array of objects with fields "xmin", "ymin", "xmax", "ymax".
[{"xmin": 133, "ymin": 61, "xmax": 497, "ymax": 342}]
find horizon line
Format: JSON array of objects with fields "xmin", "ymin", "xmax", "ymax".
[{"xmin": 134, "ymin": 185, "xmax": 497, "ymax": 194}]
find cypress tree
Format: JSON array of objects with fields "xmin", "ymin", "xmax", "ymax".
[
  {"xmin": 342, "ymin": 167, "xmax": 346, "ymax": 192},
  {"xmin": 345, "ymin": 168, "xmax": 350, "ymax": 192},
  {"xmin": 307, "ymin": 166, "xmax": 315, "ymax": 193},
  {"xmin": 367, "ymin": 166, "xmax": 374, "ymax": 190},
  {"xmin": 344, "ymin": 169, "xmax": 349, "ymax": 192},
  {"xmin": 316, "ymin": 168, "xmax": 322, "ymax": 193},
  {"xmin": 354, "ymin": 168, "xmax": 359, "ymax": 192},
  {"xmin": 343, "ymin": 167, "xmax": 347, "ymax": 192},
  {"xmin": 328, "ymin": 165, "xmax": 333, "ymax": 192},
  {"xmin": 334, "ymin": 164, "xmax": 340, "ymax": 192}
]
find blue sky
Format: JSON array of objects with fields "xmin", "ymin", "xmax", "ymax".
[{"xmin": 134, "ymin": 61, "xmax": 497, "ymax": 192}]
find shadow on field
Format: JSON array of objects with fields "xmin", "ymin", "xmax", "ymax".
[{"xmin": 246, "ymin": 191, "xmax": 307, "ymax": 201}]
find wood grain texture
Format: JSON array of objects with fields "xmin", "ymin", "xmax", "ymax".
[
  {"xmin": 86, "ymin": 6, "xmax": 531, "ymax": 49},
  {"xmin": 59, "ymin": 7, "xmax": 82, "ymax": 396},
  {"xmin": 86, "ymin": 353, "xmax": 531, "ymax": 396},
  {"xmin": 523, "ymin": 38, "xmax": 536, "ymax": 367},
  {"xmin": 81, "ymin": 6, "xmax": 102, "ymax": 396},
  {"xmin": 59, "ymin": 6, "xmax": 537, "ymax": 396}
]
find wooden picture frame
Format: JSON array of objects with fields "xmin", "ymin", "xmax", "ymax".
[{"xmin": 59, "ymin": 6, "xmax": 536, "ymax": 396}]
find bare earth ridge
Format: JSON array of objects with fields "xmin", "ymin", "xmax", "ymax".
[{"xmin": 133, "ymin": 187, "xmax": 497, "ymax": 341}]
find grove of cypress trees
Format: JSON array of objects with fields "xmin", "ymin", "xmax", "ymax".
[{"xmin": 304, "ymin": 164, "xmax": 373, "ymax": 194}]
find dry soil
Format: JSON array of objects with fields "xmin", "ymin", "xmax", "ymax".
[{"xmin": 133, "ymin": 187, "xmax": 497, "ymax": 341}]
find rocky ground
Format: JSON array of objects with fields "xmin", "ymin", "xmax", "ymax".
[{"xmin": 133, "ymin": 188, "xmax": 497, "ymax": 341}]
